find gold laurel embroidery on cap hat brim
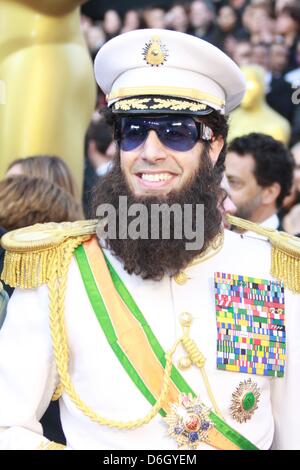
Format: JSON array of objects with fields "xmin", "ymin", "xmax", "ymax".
[
  {"xmin": 114, "ymin": 98, "xmax": 207, "ymax": 112},
  {"xmin": 109, "ymin": 86, "xmax": 225, "ymax": 107},
  {"xmin": 114, "ymin": 98, "xmax": 152, "ymax": 111},
  {"xmin": 151, "ymin": 98, "xmax": 207, "ymax": 111}
]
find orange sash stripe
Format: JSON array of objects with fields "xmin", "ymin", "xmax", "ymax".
[
  {"xmin": 84, "ymin": 237, "xmax": 180, "ymax": 410},
  {"xmin": 81, "ymin": 237, "xmax": 248, "ymax": 451}
]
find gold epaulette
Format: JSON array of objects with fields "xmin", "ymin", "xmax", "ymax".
[
  {"xmin": 226, "ymin": 214, "xmax": 300, "ymax": 294},
  {"xmin": 0, "ymin": 220, "xmax": 98, "ymax": 289}
]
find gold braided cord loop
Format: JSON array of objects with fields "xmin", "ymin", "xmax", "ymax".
[
  {"xmin": 48, "ymin": 237, "xmax": 180, "ymax": 428},
  {"xmin": 181, "ymin": 337, "xmax": 206, "ymax": 369},
  {"xmin": 48, "ymin": 236, "xmax": 226, "ymax": 429},
  {"xmin": 226, "ymin": 214, "xmax": 300, "ymax": 293},
  {"xmin": 49, "ymin": 237, "xmax": 87, "ymax": 400},
  {"xmin": 181, "ymin": 330, "xmax": 224, "ymax": 420}
]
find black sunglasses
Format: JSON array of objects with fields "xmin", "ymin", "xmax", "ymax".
[{"xmin": 115, "ymin": 115, "xmax": 213, "ymax": 152}]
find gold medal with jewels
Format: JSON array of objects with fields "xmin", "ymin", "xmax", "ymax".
[
  {"xmin": 164, "ymin": 393, "xmax": 213, "ymax": 449},
  {"xmin": 230, "ymin": 379, "xmax": 260, "ymax": 423}
]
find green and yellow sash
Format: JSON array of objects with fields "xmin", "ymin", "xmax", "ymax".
[{"xmin": 75, "ymin": 237, "xmax": 258, "ymax": 451}]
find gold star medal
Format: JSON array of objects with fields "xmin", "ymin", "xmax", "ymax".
[
  {"xmin": 230, "ymin": 379, "xmax": 260, "ymax": 423},
  {"xmin": 164, "ymin": 393, "xmax": 213, "ymax": 449}
]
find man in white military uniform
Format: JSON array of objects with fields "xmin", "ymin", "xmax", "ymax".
[{"xmin": 0, "ymin": 29, "xmax": 300, "ymax": 450}]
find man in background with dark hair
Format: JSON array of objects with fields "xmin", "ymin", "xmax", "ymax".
[
  {"xmin": 83, "ymin": 119, "xmax": 115, "ymax": 217},
  {"xmin": 226, "ymin": 133, "xmax": 294, "ymax": 230}
]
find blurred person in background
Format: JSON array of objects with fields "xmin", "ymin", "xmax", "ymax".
[
  {"xmin": 6, "ymin": 155, "xmax": 80, "ymax": 201},
  {"xmin": 228, "ymin": 0, "xmax": 249, "ymax": 14},
  {"xmin": 276, "ymin": 4, "xmax": 300, "ymax": 71},
  {"xmin": 232, "ymin": 39, "xmax": 253, "ymax": 65},
  {"xmin": 143, "ymin": 5, "xmax": 166, "ymax": 29},
  {"xmin": 188, "ymin": 0, "xmax": 220, "ymax": 45},
  {"xmin": 243, "ymin": 2, "xmax": 274, "ymax": 44},
  {"xmin": 281, "ymin": 141, "xmax": 300, "ymax": 236},
  {"xmin": 275, "ymin": 0, "xmax": 297, "ymax": 15},
  {"xmin": 213, "ymin": 4, "xmax": 247, "ymax": 50},
  {"xmin": 222, "ymin": 35, "xmax": 239, "ymax": 57},
  {"xmin": 282, "ymin": 38, "xmax": 300, "ymax": 145},
  {"xmin": 220, "ymin": 174, "xmax": 238, "ymax": 229},
  {"xmin": 0, "ymin": 176, "xmax": 84, "ymax": 232},
  {"xmin": 85, "ymin": 121, "xmax": 115, "ymax": 178},
  {"xmin": 292, "ymin": 142, "xmax": 300, "ymax": 196},
  {"xmin": 84, "ymin": 22, "xmax": 106, "ymax": 59},
  {"xmin": 80, "ymin": 14, "xmax": 93, "ymax": 38},
  {"xmin": 265, "ymin": 41, "xmax": 294, "ymax": 122},
  {"xmin": 285, "ymin": 37, "xmax": 300, "ymax": 87},
  {"xmin": 83, "ymin": 119, "xmax": 115, "ymax": 217},
  {"xmin": 251, "ymin": 42, "xmax": 270, "ymax": 68},
  {"xmin": 102, "ymin": 9, "xmax": 122, "ymax": 42},
  {"xmin": 226, "ymin": 133, "xmax": 294, "ymax": 231},
  {"xmin": 166, "ymin": 2, "xmax": 189, "ymax": 33},
  {"xmin": 122, "ymin": 9, "xmax": 142, "ymax": 33},
  {"xmin": 217, "ymin": 5, "xmax": 240, "ymax": 34},
  {"xmin": 269, "ymin": 41, "xmax": 290, "ymax": 75}
]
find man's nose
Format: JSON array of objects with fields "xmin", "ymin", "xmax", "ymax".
[
  {"xmin": 224, "ymin": 195, "xmax": 237, "ymax": 216},
  {"xmin": 139, "ymin": 130, "xmax": 168, "ymax": 164}
]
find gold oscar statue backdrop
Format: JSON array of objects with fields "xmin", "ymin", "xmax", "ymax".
[
  {"xmin": 0, "ymin": 0, "xmax": 96, "ymax": 192},
  {"xmin": 228, "ymin": 65, "xmax": 291, "ymax": 144}
]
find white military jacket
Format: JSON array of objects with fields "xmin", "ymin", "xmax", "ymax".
[{"xmin": 0, "ymin": 229, "xmax": 299, "ymax": 450}]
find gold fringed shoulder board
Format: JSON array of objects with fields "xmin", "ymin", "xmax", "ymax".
[
  {"xmin": 0, "ymin": 220, "xmax": 98, "ymax": 289},
  {"xmin": 226, "ymin": 214, "xmax": 300, "ymax": 294}
]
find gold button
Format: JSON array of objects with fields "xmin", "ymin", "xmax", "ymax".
[
  {"xmin": 178, "ymin": 356, "xmax": 192, "ymax": 370},
  {"xmin": 173, "ymin": 271, "xmax": 188, "ymax": 285},
  {"xmin": 179, "ymin": 312, "xmax": 193, "ymax": 328}
]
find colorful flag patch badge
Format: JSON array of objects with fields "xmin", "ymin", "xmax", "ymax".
[{"xmin": 215, "ymin": 273, "xmax": 285, "ymax": 377}]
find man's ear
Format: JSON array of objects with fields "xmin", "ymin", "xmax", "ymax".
[
  {"xmin": 209, "ymin": 135, "xmax": 224, "ymax": 166},
  {"xmin": 261, "ymin": 182, "xmax": 281, "ymax": 206}
]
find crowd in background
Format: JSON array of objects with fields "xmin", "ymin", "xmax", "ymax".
[
  {"xmin": 81, "ymin": 0, "xmax": 300, "ymax": 235},
  {"xmin": 81, "ymin": 0, "xmax": 300, "ymax": 142}
]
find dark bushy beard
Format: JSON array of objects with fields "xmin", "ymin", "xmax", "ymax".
[{"xmin": 91, "ymin": 147, "xmax": 223, "ymax": 280}]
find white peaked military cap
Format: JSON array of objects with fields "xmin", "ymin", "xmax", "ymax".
[{"xmin": 94, "ymin": 29, "xmax": 246, "ymax": 116}]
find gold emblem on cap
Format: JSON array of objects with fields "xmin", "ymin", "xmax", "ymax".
[
  {"xmin": 142, "ymin": 35, "xmax": 168, "ymax": 66},
  {"xmin": 230, "ymin": 378, "xmax": 260, "ymax": 424}
]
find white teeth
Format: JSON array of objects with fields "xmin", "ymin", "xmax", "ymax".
[{"xmin": 141, "ymin": 173, "xmax": 173, "ymax": 182}]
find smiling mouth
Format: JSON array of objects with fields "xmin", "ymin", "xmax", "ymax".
[{"xmin": 138, "ymin": 172, "xmax": 175, "ymax": 182}]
